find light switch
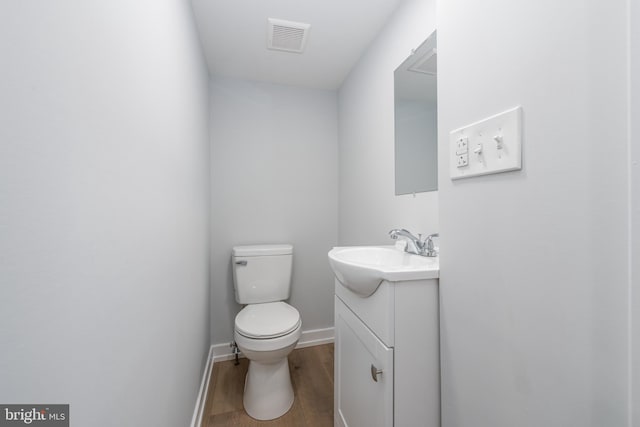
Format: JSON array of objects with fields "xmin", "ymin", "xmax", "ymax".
[{"xmin": 449, "ymin": 106, "xmax": 522, "ymax": 180}]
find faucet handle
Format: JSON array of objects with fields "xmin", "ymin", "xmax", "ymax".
[
  {"xmin": 423, "ymin": 233, "xmax": 439, "ymax": 256},
  {"xmin": 420, "ymin": 232, "xmax": 438, "ymax": 243}
]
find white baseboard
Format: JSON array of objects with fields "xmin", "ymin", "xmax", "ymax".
[
  {"xmin": 190, "ymin": 345, "xmax": 215, "ymax": 427},
  {"xmin": 294, "ymin": 326, "xmax": 335, "ymax": 349},
  {"xmin": 212, "ymin": 326, "xmax": 334, "ymax": 362},
  {"xmin": 211, "ymin": 342, "xmax": 237, "ymax": 363}
]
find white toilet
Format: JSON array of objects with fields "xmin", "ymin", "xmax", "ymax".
[{"xmin": 231, "ymin": 244, "xmax": 302, "ymax": 421}]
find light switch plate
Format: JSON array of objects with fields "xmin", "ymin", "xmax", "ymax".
[{"xmin": 449, "ymin": 106, "xmax": 522, "ymax": 180}]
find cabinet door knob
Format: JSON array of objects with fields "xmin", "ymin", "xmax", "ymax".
[{"xmin": 371, "ymin": 364, "xmax": 383, "ymax": 382}]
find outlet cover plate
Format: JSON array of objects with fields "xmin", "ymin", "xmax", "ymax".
[{"xmin": 449, "ymin": 106, "xmax": 522, "ymax": 180}]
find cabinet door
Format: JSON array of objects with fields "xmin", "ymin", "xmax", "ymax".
[{"xmin": 335, "ymin": 297, "xmax": 393, "ymax": 427}]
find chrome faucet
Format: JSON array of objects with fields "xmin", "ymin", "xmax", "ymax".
[{"xmin": 388, "ymin": 229, "xmax": 439, "ymax": 257}]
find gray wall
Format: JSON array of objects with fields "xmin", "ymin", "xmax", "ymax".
[
  {"xmin": 338, "ymin": 0, "xmax": 438, "ymax": 246},
  {"xmin": 437, "ymin": 0, "xmax": 629, "ymax": 425},
  {"xmin": 632, "ymin": 0, "xmax": 640, "ymax": 423},
  {"xmin": 209, "ymin": 77, "xmax": 338, "ymax": 345},
  {"xmin": 0, "ymin": 1, "xmax": 210, "ymax": 426}
]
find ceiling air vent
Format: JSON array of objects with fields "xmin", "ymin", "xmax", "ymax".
[
  {"xmin": 408, "ymin": 48, "xmax": 437, "ymax": 75},
  {"xmin": 267, "ymin": 18, "xmax": 310, "ymax": 53}
]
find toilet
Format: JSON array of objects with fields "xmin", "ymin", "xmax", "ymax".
[{"xmin": 231, "ymin": 244, "xmax": 302, "ymax": 421}]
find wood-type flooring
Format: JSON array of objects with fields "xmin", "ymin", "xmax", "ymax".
[{"xmin": 201, "ymin": 343, "xmax": 334, "ymax": 427}]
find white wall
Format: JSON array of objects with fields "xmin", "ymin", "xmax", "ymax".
[
  {"xmin": 0, "ymin": 1, "xmax": 210, "ymax": 426},
  {"xmin": 632, "ymin": 0, "xmax": 640, "ymax": 424},
  {"xmin": 338, "ymin": 0, "xmax": 438, "ymax": 246},
  {"xmin": 438, "ymin": 1, "xmax": 629, "ymax": 426},
  {"xmin": 209, "ymin": 77, "xmax": 338, "ymax": 345}
]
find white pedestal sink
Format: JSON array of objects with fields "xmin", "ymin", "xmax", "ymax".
[{"xmin": 328, "ymin": 245, "xmax": 439, "ymax": 297}]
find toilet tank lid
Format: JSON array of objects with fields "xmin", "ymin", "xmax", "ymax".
[{"xmin": 232, "ymin": 244, "xmax": 293, "ymax": 257}]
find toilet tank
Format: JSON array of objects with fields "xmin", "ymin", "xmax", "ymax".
[{"xmin": 232, "ymin": 244, "xmax": 293, "ymax": 304}]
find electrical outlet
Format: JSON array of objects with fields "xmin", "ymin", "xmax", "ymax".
[
  {"xmin": 456, "ymin": 137, "xmax": 468, "ymax": 153},
  {"xmin": 457, "ymin": 154, "xmax": 469, "ymax": 167}
]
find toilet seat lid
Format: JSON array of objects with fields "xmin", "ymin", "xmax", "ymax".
[{"xmin": 235, "ymin": 302, "xmax": 301, "ymax": 339}]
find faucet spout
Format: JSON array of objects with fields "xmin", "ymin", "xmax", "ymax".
[
  {"xmin": 389, "ymin": 228, "xmax": 423, "ymax": 255},
  {"xmin": 389, "ymin": 229, "xmax": 438, "ymax": 257}
]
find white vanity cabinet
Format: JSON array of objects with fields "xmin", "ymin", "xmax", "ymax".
[
  {"xmin": 334, "ymin": 278, "xmax": 440, "ymax": 427},
  {"xmin": 335, "ymin": 297, "xmax": 394, "ymax": 427}
]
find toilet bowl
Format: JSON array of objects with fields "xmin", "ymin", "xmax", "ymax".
[{"xmin": 234, "ymin": 301, "xmax": 302, "ymax": 420}]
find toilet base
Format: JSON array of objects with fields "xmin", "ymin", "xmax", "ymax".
[{"xmin": 243, "ymin": 357, "xmax": 294, "ymax": 420}]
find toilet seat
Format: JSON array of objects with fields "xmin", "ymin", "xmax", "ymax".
[
  {"xmin": 235, "ymin": 302, "xmax": 301, "ymax": 339},
  {"xmin": 234, "ymin": 322, "xmax": 302, "ymax": 354}
]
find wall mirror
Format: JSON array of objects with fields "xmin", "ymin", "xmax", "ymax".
[{"xmin": 394, "ymin": 31, "xmax": 437, "ymax": 195}]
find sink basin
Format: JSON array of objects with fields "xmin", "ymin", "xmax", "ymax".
[{"xmin": 328, "ymin": 246, "xmax": 439, "ymax": 297}]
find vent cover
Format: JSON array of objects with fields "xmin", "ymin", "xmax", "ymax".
[
  {"xmin": 267, "ymin": 18, "xmax": 310, "ymax": 53},
  {"xmin": 408, "ymin": 48, "xmax": 437, "ymax": 75}
]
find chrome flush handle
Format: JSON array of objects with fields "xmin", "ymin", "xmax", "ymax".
[
  {"xmin": 235, "ymin": 260, "xmax": 247, "ymax": 266},
  {"xmin": 371, "ymin": 364, "xmax": 383, "ymax": 382}
]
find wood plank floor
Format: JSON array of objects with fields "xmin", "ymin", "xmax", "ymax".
[{"xmin": 202, "ymin": 343, "xmax": 334, "ymax": 427}]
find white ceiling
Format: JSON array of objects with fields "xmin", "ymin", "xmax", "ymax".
[{"xmin": 191, "ymin": 0, "xmax": 405, "ymax": 90}]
